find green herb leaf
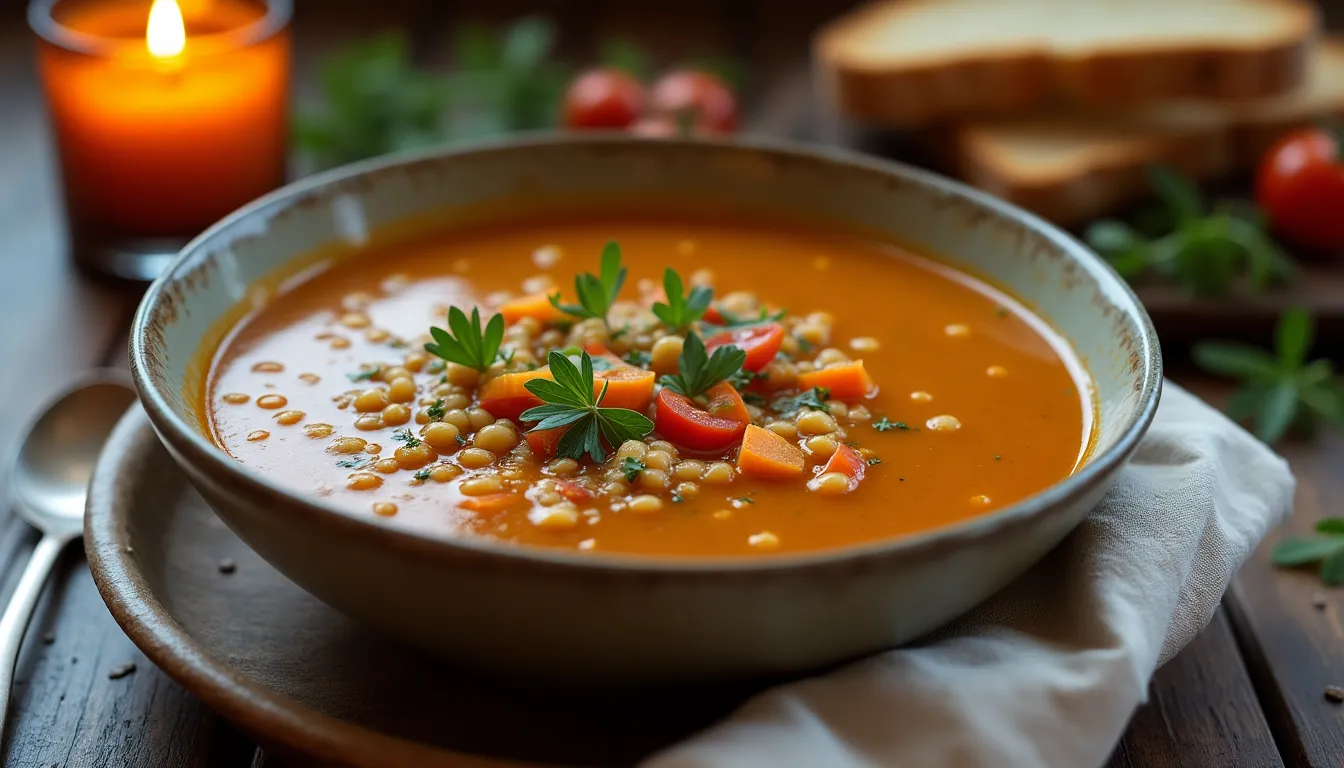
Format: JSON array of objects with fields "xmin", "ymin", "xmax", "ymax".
[
  {"xmin": 445, "ymin": 17, "xmax": 568, "ymax": 138},
  {"xmin": 1256, "ymin": 381, "xmax": 1299, "ymax": 444},
  {"xmin": 1272, "ymin": 536, "xmax": 1344, "ymax": 566},
  {"xmin": 426, "ymin": 399, "xmax": 446, "ymax": 421},
  {"xmin": 1191, "ymin": 343, "xmax": 1278, "ymax": 380},
  {"xmin": 520, "ymin": 351, "xmax": 653, "ymax": 463},
  {"xmin": 652, "ymin": 268, "xmax": 714, "ymax": 332},
  {"xmin": 600, "ymin": 38, "xmax": 652, "ymax": 79},
  {"xmin": 549, "ymin": 241, "xmax": 628, "ymax": 326},
  {"xmin": 621, "ymin": 456, "xmax": 646, "ymax": 482},
  {"xmin": 336, "ymin": 458, "xmax": 370, "ymax": 470},
  {"xmin": 773, "ymin": 387, "xmax": 830, "ymax": 414},
  {"xmin": 414, "ymin": 467, "xmax": 432, "ymax": 481},
  {"xmin": 1316, "ymin": 518, "xmax": 1344, "ymax": 536},
  {"xmin": 1147, "ymin": 165, "xmax": 1205, "ymax": 225},
  {"xmin": 1321, "ymin": 551, "xmax": 1344, "ymax": 586},
  {"xmin": 866, "ymin": 457, "xmax": 883, "ymax": 466},
  {"xmin": 659, "ymin": 333, "xmax": 747, "ymax": 399},
  {"xmin": 624, "ymin": 350, "xmax": 652, "ymax": 368},
  {"xmin": 1276, "ymin": 307, "xmax": 1313, "ymax": 370},
  {"xmin": 425, "ymin": 307, "xmax": 505, "ymax": 373},
  {"xmin": 704, "ymin": 307, "xmax": 787, "ymax": 333},
  {"xmin": 347, "ymin": 366, "xmax": 381, "ymax": 383},
  {"xmin": 391, "ymin": 429, "xmax": 421, "ymax": 447},
  {"xmin": 873, "ymin": 417, "xmax": 908, "ymax": 432}
]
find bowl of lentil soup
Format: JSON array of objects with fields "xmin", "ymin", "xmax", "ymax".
[{"xmin": 129, "ymin": 136, "xmax": 1160, "ymax": 683}]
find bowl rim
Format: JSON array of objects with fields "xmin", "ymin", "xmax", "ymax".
[{"xmin": 129, "ymin": 133, "xmax": 1163, "ymax": 574}]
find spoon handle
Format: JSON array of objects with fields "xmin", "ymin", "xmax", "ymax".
[{"xmin": 0, "ymin": 534, "xmax": 67, "ymax": 734}]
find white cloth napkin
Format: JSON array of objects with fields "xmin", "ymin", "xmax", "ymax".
[{"xmin": 645, "ymin": 382, "xmax": 1295, "ymax": 768}]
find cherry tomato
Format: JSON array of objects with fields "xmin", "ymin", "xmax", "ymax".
[
  {"xmin": 648, "ymin": 70, "xmax": 738, "ymax": 134},
  {"xmin": 654, "ymin": 387, "xmax": 748, "ymax": 454},
  {"xmin": 1255, "ymin": 126, "xmax": 1344, "ymax": 253},
  {"xmin": 563, "ymin": 68, "xmax": 645, "ymax": 130},
  {"xmin": 705, "ymin": 322, "xmax": 784, "ymax": 372}
]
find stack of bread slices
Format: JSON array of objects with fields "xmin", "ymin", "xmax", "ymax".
[{"xmin": 815, "ymin": 0, "xmax": 1342, "ymax": 225}]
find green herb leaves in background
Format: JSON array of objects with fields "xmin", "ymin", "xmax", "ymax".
[
  {"xmin": 1272, "ymin": 518, "xmax": 1344, "ymax": 585},
  {"xmin": 446, "ymin": 16, "xmax": 569, "ymax": 139},
  {"xmin": 652, "ymin": 268, "xmax": 713, "ymax": 332},
  {"xmin": 295, "ymin": 34, "xmax": 451, "ymax": 171},
  {"xmin": 425, "ymin": 307, "xmax": 504, "ymax": 373},
  {"xmin": 660, "ymin": 333, "xmax": 746, "ymax": 399},
  {"xmin": 1086, "ymin": 166, "xmax": 1294, "ymax": 297},
  {"xmin": 1193, "ymin": 308, "xmax": 1344, "ymax": 444},
  {"xmin": 549, "ymin": 241, "xmax": 628, "ymax": 326},
  {"xmin": 520, "ymin": 351, "xmax": 653, "ymax": 463}
]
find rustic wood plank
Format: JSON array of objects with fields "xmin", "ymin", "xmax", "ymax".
[{"xmin": 1108, "ymin": 608, "xmax": 1283, "ymax": 768}]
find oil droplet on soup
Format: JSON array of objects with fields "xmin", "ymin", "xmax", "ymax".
[{"xmin": 203, "ymin": 216, "xmax": 1092, "ymax": 557}]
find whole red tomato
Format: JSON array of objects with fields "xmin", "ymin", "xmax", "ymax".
[
  {"xmin": 648, "ymin": 70, "xmax": 738, "ymax": 134},
  {"xmin": 562, "ymin": 68, "xmax": 645, "ymax": 130},
  {"xmin": 1255, "ymin": 126, "xmax": 1344, "ymax": 253}
]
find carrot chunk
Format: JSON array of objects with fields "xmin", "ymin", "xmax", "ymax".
[
  {"xmin": 478, "ymin": 369, "xmax": 552, "ymax": 420},
  {"xmin": 703, "ymin": 381, "xmax": 751, "ymax": 424},
  {"xmin": 796, "ymin": 360, "xmax": 874, "ymax": 401},
  {"xmin": 737, "ymin": 424, "xmax": 805, "ymax": 478},
  {"xmin": 499, "ymin": 293, "xmax": 563, "ymax": 325},
  {"xmin": 594, "ymin": 364, "xmax": 656, "ymax": 413}
]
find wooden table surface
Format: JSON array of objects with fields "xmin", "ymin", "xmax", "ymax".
[{"xmin": 2, "ymin": 2, "xmax": 1342, "ymax": 766}]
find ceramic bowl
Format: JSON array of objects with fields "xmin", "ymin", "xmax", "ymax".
[{"xmin": 128, "ymin": 136, "xmax": 1161, "ymax": 684}]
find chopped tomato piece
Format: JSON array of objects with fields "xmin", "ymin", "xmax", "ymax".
[
  {"xmin": 703, "ymin": 305, "xmax": 725, "ymax": 324},
  {"xmin": 796, "ymin": 360, "xmax": 874, "ymax": 401},
  {"xmin": 705, "ymin": 322, "xmax": 784, "ymax": 372},
  {"xmin": 499, "ymin": 293, "xmax": 563, "ymax": 325},
  {"xmin": 738, "ymin": 424, "xmax": 805, "ymax": 478},
  {"xmin": 524, "ymin": 426, "xmax": 565, "ymax": 459},
  {"xmin": 702, "ymin": 381, "xmax": 750, "ymax": 424},
  {"xmin": 654, "ymin": 388, "xmax": 747, "ymax": 453},
  {"xmin": 458, "ymin": 493, "xmax": 526, "ymax": 513},
  {"xmin": 555, "ymin": 480, "xmax": 594, "ymax": 502},
  {"xmin": 478, "ymin": 369, "xmax": 552, "ymax": 420},
  {"xmin": 814, "ymin": 444, "xmax": 866, "ymax": 492}
]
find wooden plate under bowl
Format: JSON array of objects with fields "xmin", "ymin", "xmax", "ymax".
[{"xmin": 83, "ymin": 406, "xmax": 762, "ymax": 768}]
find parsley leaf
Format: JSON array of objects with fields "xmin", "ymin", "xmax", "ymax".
[
  {"xmin": 414, "ymin": 468, "xmax": 432, "ymax": 481},
  {"xmin": 425, "ymin": 306, "xmax": 505, "ymax": 373},
  {"xmin": 347, "ymin": 366, "xmax": 380, "ymax": 383},
  {"xmin": 549, "ymin": 241, "xmax": 627, "ymax": 327},
  {"xmin": 426, "ymin": 399, "xmax": 446, "ymax": 421},
  {"xmin": 772, "ymin": 387, "xmax": 830, "ymax": 414},
  {"xmin": 1271, "ymin": 518, "xmax": 1344, "ymax": 585},
  {"xmin": 621, "ymin": 456, "xmax": 646, "ymax": 482},
  {"xmin": 659, "ymin": 333, "xmax": 747, "ymax": 399},
  {"xmin": 336, "ymin": 458, "xmax": 370, "ymax": 470},
  {"xmin": 1194, "ymin": 309, "xmax": 1344, "ymax": 444},
  {"xmin": 703, "ymin": 306, "xmax": 786, "ymax": 333},
  {"xmin": 391, "ymin": 429, "xmax": 421, "ymax": 447},
  {"xmin": 873, "ymin": 417, "xmax": 909, "ymax": 432},
  {"xmin": 624, "ymin": 350, "xmax": 652, "ymax": 368},
  {"xmin": 652, "ymin": 268, "xmax": 713, "ymax": 332},
  {"xmin": 866, "ymin": 457, "xmax": 883, "ymax": 466},
  {"xmin": 520, "ymin": 350, "xmax": 654, "ymax": 463}
]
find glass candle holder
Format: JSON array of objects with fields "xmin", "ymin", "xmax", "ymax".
[{"xmin": 30, "ymin": 0, "xmax": 292, "ymax": 282}]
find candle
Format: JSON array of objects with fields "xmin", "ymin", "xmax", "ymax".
[{"xmin": 30, "ymin": 0, "xmax": 292, "ymax": 280}]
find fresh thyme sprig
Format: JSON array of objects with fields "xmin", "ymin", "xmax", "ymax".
[{"xmin": 520, "ymin": 351, "xmax": 653, "ymax": 463}]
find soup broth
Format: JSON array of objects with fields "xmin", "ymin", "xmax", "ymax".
[{"xmin": 204, "ymin": 215, "xmax": 1091, "ymax": 557}]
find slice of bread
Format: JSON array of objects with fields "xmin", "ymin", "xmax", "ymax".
[
  {"xmin": 816, "ymin": 0, "xmax": 1318, "ymax": 128},
  {"xmin": 942, "ymin": 39, "xmax": 1344, "ymax": 225}
]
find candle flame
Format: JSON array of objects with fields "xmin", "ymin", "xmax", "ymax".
[{"xmin": 146, "ymin": 0, "xmax": 186, "ymax": 59}]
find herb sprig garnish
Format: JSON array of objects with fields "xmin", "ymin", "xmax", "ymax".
[
  {"xmin": 425, "ymin": 307, "xmax": 504, "ymax": 373},
  {"xmin": 520, "ymin": 351, "xmax": 653, "ymax": 463},
  {"xmin": 652, "ymin": 268, "xmax": 713, "ymax": 332},
  {"xmin": 1194, "ymin": 309, "xmax": 1344, "ymax": 444},
  {"xmin": 659, "ymin": 333, "xmax": 746, "ymax": 399},
  {"xmin": 772, "ymin": 387, "xmax": 830, "ymax": 414},
  {"xmin": 549, "ymin": 241, "xmax": 627, "ymax": 327},
  {"xmin": 873, "ymin": 417, "xmax": 909, "ymax": 432},
  {"xmin": 1086, "ymin": 166, "xmax": 1294, "ymax": 297},
  {"xmin": 347, "ymin": 366, "xmax": 381, "ymax": 383},
  {"xmin": 620, "ymin": 457, "xmax": 646, "ymax": 482},
  {"xmin": 1272, "ymin": 518, "xmax": 1344, "ymax": 585},
  {"xmin": 703, "ymin": 307, "xmax": 787, "ymax": 333}
]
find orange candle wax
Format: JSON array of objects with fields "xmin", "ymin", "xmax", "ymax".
[{"xmin": 33, "ymin": 0, "xmax": 291, "ymax": 246}]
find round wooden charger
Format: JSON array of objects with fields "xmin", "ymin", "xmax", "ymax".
[{"xmin": 85, "ymin": 407, "xmax": 759, "ymax": 768}]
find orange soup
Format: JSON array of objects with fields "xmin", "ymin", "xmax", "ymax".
[{"xmin": 204, "ymin": 215, "xmax": 1092, "ymax": 556}]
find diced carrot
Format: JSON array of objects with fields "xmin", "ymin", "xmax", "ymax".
[
  {"xmin": 737, "ymin": 424, "xmax": 805, "ymax": 478},
  {"xmin": 457, "ymin": 493, "xmax": 527, "ymax": 513},
  {"xmin": 815, "ymin": 444, "xmax": 866, "ymax": 492},
  {"xmin": 555, "ymin": 480, "xmax": 594, "ymax": 502},
  {"xmin": 702, "ymin": 381, "xmax": 750, "ymax": 424},
  {"xmin": 499, "ymin": 293, "xmax": 563, "ymax": 325},
  {"xmin": 594, "ymin": 364, "xmax": 656, "ymax": 412},
  {"xmin": 796, "ymin": 360, "xmax": 874, "ymax": 401},
  {"xmin": 479, "ymin": 369, "xmax": 552, "ymax": 420},
  {"xmin": 524, "ymin": 426, "xmax": 565, "ymax": 459}
]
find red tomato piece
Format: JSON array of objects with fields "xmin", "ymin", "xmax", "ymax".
[
  {"xmin": 648, "ymin": 70, "xmax": 738, "ymax": 134},
  {"xmin": 1255, "ymin": 126, "xmax": 1344, "ymax": 253},
  {"xmin": 555, "ymin": 480, "xmax": 594, "ymax": 502},
  {"xmin": 705, "ymin": 322, "xmax": 784, "ymax": 372},
  {"xmin": 524, "ymin": 427, "xmax": 565, "ymax": 460},
  {"xmin": 563, "ymin": 68, "xmax": 645, "ymax": 130},
  {"xmin": 814, "ymin": 444, "xmax": 867, "ymax": 493},
  {"xmin": 654, "ymin": 388, "xmax": 748, "ymax": 454}
]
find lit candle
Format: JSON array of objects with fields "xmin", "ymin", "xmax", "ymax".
[{"xmin": 30, "ymin": 0, "xmax": 292, "ymax": 280}]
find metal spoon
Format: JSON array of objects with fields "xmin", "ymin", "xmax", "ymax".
[{"xmin": 0, "ymin": 371, "xmax": 135, "ymax": 733}]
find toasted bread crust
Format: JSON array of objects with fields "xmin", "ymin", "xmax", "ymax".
[{"xmin": 817, "ymin": 0, "xmax": 1319, "ymax": 127}]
